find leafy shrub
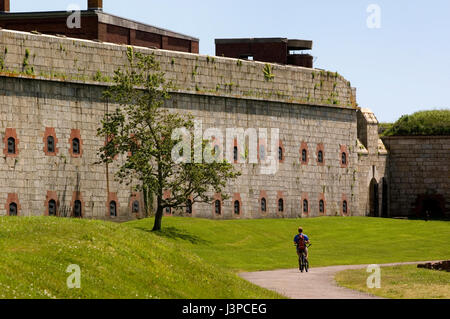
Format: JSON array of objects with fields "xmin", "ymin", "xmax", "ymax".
[{"xmin": 382, "ymin": 110, "xmax": 450, "ymax": 136}]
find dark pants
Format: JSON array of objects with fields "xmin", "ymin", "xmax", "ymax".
[{"xmin": 297, "ymin": 247, "xmax": 308, "ymax": 259}]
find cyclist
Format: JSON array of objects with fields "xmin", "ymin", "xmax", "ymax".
[{"xmin": 294, "ymin": 227, "xmax": 310, "ymax": 260}]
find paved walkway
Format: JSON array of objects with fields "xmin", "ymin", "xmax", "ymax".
[{"xmin": 240, "ymin": 261, "xmax": 438, "ymax": 299}]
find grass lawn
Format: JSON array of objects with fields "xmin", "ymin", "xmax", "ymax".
[
  {"xmin": 0, "ymin": 217, "xmax": 281, "ymax": 299},
  {"xmin": 335, "ymin": 265, "xmax": 450, "ymax": 299},
  {"xmin": 126, "ymin": 216, "xmax": 450, "ymax": 272},
  {"xmin": 0, "ymin": 216, "xmax": 448, "ymax": 299}
]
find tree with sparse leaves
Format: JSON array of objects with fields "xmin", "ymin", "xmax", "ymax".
[{"xmin": 97, "ymin": 48, "xmax": 240, "ymax": 231}]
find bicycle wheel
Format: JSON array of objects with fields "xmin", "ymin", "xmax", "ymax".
[
  {"xmin": 301, "ymin": 255, "xmax": 306, "ymax": 273},
  {"xmin": 298, "ymin": 255, "xmax": 304, "ymax": 272},
  {"xmin": 305, "ymin": 258, "xmax": 309, "ymax": 272}
]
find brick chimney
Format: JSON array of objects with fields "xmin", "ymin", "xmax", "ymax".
[
  {"xmin": 0, "ymin": 0, "xmax": 10, "ymax": 13},
  {"xmin": 88, "ymin": 0, "xmax": 103, "ymax": 11}
]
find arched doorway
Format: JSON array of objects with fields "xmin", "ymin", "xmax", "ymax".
[
  {"xmin": 415, "ymin": 195, "xmax": 445, "ymax": 220},
  {"xmin": 369, "ymin": 178, "xmax": 379, "ymax": 217}
]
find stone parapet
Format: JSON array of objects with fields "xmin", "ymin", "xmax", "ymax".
[{"xmin": 0, "ymin": 29, "xmax": 356, "ymax": 109}]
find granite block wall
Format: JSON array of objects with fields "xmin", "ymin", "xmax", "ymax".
[
  {"xmin": 0, "ymin": 75, "xmax": 361, "ymax": 219},
  {"xmin": 0, "ymin": 29, "xmax": 384, "ymax": 220},
  {"xmin": 382, "ymin": 136, "xmax": 450, "ymax": 218},
  {"xmin": 0, "ymin": 29, "xmax": 356, "ymax": 109}
]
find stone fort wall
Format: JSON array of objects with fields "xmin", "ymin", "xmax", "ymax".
[
  {"xmin": 0, "ymin": 29, "xmax": 355, "ymax": 109},
  {"xmin": 0, "ymin": 29, "xmax": 383, "ymax": 219},
  {"xmin": 382, "ymin": 136, "xmax": 450, "ymax": 218},
  {"xmin": 356, "ymin": 109, "xmax": 388, "ymax": 217}
]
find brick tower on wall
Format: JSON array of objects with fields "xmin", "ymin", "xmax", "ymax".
[{"xmin": 0, "ymin": 0, "xmax": 199, "ymax": 53}]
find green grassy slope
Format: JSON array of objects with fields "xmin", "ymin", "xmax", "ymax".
[
  {"xmin": 127, "ymin": 217, "xmax": 450, "ymax": 272},
  {"xmin": 335, "ymin": 265, "xmax": 450, "ymax": 299},
  {"xmin": 0, "ymin": 217, "xmax": 281, "ymax": 299},
  {"xmin": 1, "ymin": 216, "xmax": 448, "ymax": 299}
]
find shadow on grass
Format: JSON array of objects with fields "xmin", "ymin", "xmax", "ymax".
[
  {"xmin": 406, "ymin": 217, "xmax": 450, "ymax": 222},
  {"xmin": 135, "ymin": 226, "xmax": 211, "ymax": 245}
]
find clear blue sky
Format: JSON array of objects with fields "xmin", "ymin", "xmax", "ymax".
[{"xmin": 10, "ymin": 0, "xmax": 450, "ymax": 122}]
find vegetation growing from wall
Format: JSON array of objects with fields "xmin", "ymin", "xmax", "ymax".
[
  {"xmin": 0, "ymin": 47, "xmax": 7, "ymax": 70},
  {"xmin": 382, "ymin": 110, "xmax": 450, "ymax": 136},
  {"xmin": 22, "ymin": 49, "xmax": 35, "ymax": 75},
  {"xmin": 263, "ymin": 64, "xmax": 275, "ymax": 81},
  {"xmin": 0, "ymin": 31, "xmax": 357, "ymax": 109}
]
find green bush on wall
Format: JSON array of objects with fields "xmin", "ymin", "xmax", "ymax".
[{"xmin": 382, "ymin": 109, "xmax": 450, "ymax": 136}]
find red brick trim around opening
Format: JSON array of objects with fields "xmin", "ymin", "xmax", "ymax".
[
  {"xmin": 163, "ymin": 190, "xmax": 172, "ymax": 216},
  {"xmin": 259, "ymin": 190, "xmax": 268, "ymax": 215},
  {"xmin": 301, "ymin": 192, "xmax": 309, "ymax": 216},
  {"xmin": 3, "ymin": 128, "xmax": 19, "ymax": 157},
  {"xmin": 129, "ymin": 192, "xmax": 142, "ymax": 216},
  {"xmin": 278, "ymin": 140, "xmax": 285, "ymax": 163},
  {"xmin": 43, "ymin": 127, "xmax": 59, "ymax": 156},
  {"xmin": 318, "ymin": 193, "xmax": 326, "ymax": 216},
  {"xmin": 71, "ymin": 191, "xmax": 84, "ymax": 218},
  {"xmin": 342, "ymin": 194, "xmax": 350, "ymax": 216},
  {"xmin": 316, "ymin": 143, "xmax": 325, "ymax": 166},
  {"xmin": 340, "ymin": 144, "xmax": 349, "ymax": 168},
  {"xmin": 300, "ymin": 142, "xmax": 309, "ymax": 165},
  {"xmin": 45, "ymin": 191, "xmax": 59, "ymax": 216},
  {"xmin": 68, "ymin": 129, "xmax": 83, "ymax": 158},
  {"xmin": 6, "ymin": 193, "xmax": 20, "ymax": 216},
  {"xmin": 232, "ymin": 192, "xmax": 242, "ymax": 217},
  {"xmin": 107, "ymin": 192, "xmax": 119, "ymax": 217},
  {"xmin": 212, "ymin": 193, "xmax": 223, "ymax": 218},
  {"xmin": 276, "ymin": 191, "xmax": 285, "ymax": 216}
]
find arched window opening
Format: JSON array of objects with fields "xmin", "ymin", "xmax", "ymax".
[
  {"xmin": 319, "ymin": 200, "xmax": 324, "ymax": 214},
  {"xmin": 303, "ymin": 199, "xmax": 308, "ymax": 213},
  {"xmin": 278, "ymin": 198, "xmax": 284, "ymax": 212},
  {"xmin": 215, "ymin": 200, "xmax": 221, "ymax": 215},
  {"xmin": 342, "ymin": 152, "xmax": 347, "ymax": 165},
  {"xmin": 261, "ymin": 197, "xmax": 267, "ymax": 212},
  {"xmin": 165, "ymin": 207, "xmax": 171, "ymax": 214},
  {"xmin": 132, "ymin": 200, "xmax": 140, "ymax": 213},
  {"xmin": 7, "ymin": 137, "xmax": 15, "ymax": 154},
  {"xmin": 186, "ymin": 199, "xmax": 193, "ymax": 214},
  {"xmin": 48, "ymin": 199, "xmax": 57, "ymax": 216},
  {"xmin": 302, "ymin": 149, "xmax": 307, "ymax": 163},
  {"xmin": 47, "ymin": 136, "xmax": 55, "ymax": 153},
  {"xmin": 72, "ymin": 138, "xmax": 80, "ymax": 155},
  {"xmin": 73, "ymin": 200, "xmax": 82, "ymax": 218},
  {"xmin": 234, "ymin": 200, "xmax": 240, "ymax": 215},
  {"xmin": 343, "ymin": 200, "xmax": 348, "ymax": 215},
  {"xmin": 233, "ymin": 146, "xmax": 238, "ymax": 162},
  {"xmin": 110, "ymin": 201, "xmax": 117, "ymax": 217},
  {"xmin": 318, "ymin": 151, "xmax": 323, "ymax": 163},
  {"xmin": 9, "ymin": 202, "xmax": 17, "ymax": 216},
  {"xmin": 278, "ymin": 147, "xmax": 283, "ymax": 161}
]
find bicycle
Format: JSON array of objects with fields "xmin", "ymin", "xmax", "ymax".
[{"xmin": 297, "ymin": 244, "xmax": 312, "ymax": 273}]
